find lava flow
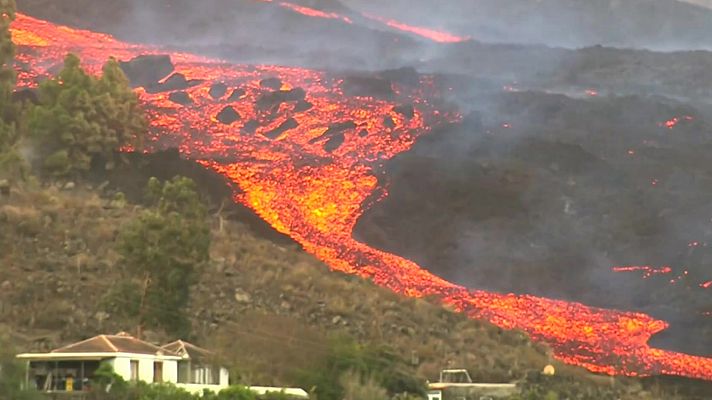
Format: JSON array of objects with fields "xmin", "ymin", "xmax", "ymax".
[
  {"xmin": 11, "ymin": 14, "xmax": 712, "ymax": 381},
  {"xmin": 257, "ymin": 0, "xmax": 469, "ymax": 43}
]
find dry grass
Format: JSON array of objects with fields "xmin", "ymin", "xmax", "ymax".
[{"xmin": 2, "ymin": 183, "xmax": 694, "ymax": 399}]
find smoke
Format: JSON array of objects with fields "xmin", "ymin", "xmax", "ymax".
[{"xmin": 341, "ymin": 0, "xmax": 712, "ymax": 51}]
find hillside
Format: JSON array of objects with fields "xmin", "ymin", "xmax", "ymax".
[
  {"xmin": 1, "ymin": 160, "xmax": 710, "ymax": 399},
  {"xmin": 355, "ymin": 88, "xmax": 712, "ymax": 357},
  {"xmin": 342, "ymin": 0, "xmax": 712, "ymax": 49}
]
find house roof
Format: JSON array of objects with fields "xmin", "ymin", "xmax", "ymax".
[
  {"xmin": 161, "ymin": 340, "xmax": 214, "ymax": 361},
  {"xmin": 50, "ymin": 332, "xmax": 179, "ymax": 357}
]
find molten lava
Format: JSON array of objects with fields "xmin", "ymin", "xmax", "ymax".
[
  {"xmin": 612, "ymin": 265, "xmax": 673, "ymax": 278},
  {"xmin": 362, "ymin": 13, "xmax": 470, "ymax": 43},
  {"xmin": 11, "ymin": 14, "xmax": 712, "ymax": 381},
  {"xmin": 257, "ymin": 0, "xmax": 469, "ymax": 44}
]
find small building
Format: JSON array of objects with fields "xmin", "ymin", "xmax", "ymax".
[
  {"xmin": 161, "ymin": 339, "xmax": 230, "ymax": 394},
  {"xmin": 427, "ymin": 369, "xmax": 519, "ymax": 400},
  {"xmin": 16, "ymin": 332, "xmax": 230, "ymax": 395}
]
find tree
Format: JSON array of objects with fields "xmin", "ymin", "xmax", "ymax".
[
  {"xmin": 0, "ymin": 336, "xmax": 43, "ymax": 400},
  {"xmin": 108, "ymin": 176, "xmax": 210, "ymax": 337},
  {"xmin": 0, "ymin": 0, "xmax": 22, "ymax": 179},
  {"xmin": 26, "ymin": 53, "xmax": 146, "ymax": 177},
  {"xmin": 296, "ymin": 335, "xmax": 425, "ymax": 400}
]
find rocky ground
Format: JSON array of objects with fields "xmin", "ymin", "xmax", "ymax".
[{"xmin": 355, "ymin": 86, "xmax": 712, "ymax": 357}]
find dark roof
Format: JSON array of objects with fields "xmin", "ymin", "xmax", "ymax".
[
  {"xmin": 161, "ymin": 340, "xmax": 214, "ymax": 361},
  {"xmin": 51, "ymin": 332, "xmax": 179, "ymax": 356}
]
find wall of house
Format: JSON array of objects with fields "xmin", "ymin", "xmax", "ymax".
[
  {"xmin": 220, "ymin": 367, "xmax": 229, "ymax": 387},
  {"xmin": 110, "ymin": 355, "xmax": 178, "ymax": 384},
  {"xmin": 175, "ymin": 367, "xmax": 230, "ymax": 395}
]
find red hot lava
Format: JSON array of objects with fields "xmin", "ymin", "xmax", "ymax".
[
  {"xmin": 11, "ymin": 14, "xmax": 712, "ymax": 381},
  {"xmin": 612, "ymin": 265, "xmax": 673, "ymax": 278},
  {"xmin": 258, "ymin": 0, "xmax": 469, "ymax": 44},
  {"xmin": 362, "ymin": 13, "xmax": 470, "ymax": 43}
]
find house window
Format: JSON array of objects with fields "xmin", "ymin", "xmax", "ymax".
[
  {"xmin": 191, "ymin": 365, "xmax": 219, "ymax": 385},
  {"xmin": 153, "ymin": 362, "xmax": 163, "ymax": 383},
  {"xmin": 177, "ymin": 361, "xmax": 190, "ymax": 384},
  {"xmin": 130, "ymin": 361, "xmax": 139, "ymax": 382}
]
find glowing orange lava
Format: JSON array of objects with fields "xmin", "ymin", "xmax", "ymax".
[
  {"xmin": 612, "ymin": 266, "xmax": 673, "ymax": 278},
  {"xmin": 258, "ymin": 0, "xmax": 353, "ymax": 24},
  {"xmin": 257, "ymin": 0, "xmax": 468, "ymax": 44},
  {"xmin": 362, "ymin": 13, "xmax": 470, "ymax": 43},
  {"xmin": 11, "ymin": 13, "xmax": 712, "ymax": 381}
]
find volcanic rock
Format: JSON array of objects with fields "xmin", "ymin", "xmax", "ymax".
[
  {"xmin": 323, "ymin": 133, "xmax": 345, "ymax": 153},
  {"xmin": 393, "ymin": 104, "xmax": 415, "ymax": 119},
  {"xmin": 227, "ymin": 88, "xmax": 246, "ymax": 102},
  {"xmin": 264, "ymin": 118, "xmax": 298, "ymax": 139},
  {"xmin": 260, "ymin": 77, "xmax": 282, "ymax": 90},
  {"xmin": 119, "ymin": 54, "xmax": 174, "ymax": 88},
  {"xmin": 341, "ymin": 76, "xmax": 394, "ymax": 99},
  {"xmin": 168, "ymin": 91, "xmax": 193, "ymax": 105},
  {"xmin": 358, "ymin": 129, "xmax": 368, "ymax": 137},
  {"xmin": 209, "ymin": 83, "xmax": 228, "ymax": 99},
  {"xmin": 309, "ymin": 121, "xmax": 356, "ymax": 145},
  {"xmin": 294, "ymin": 100, "xmax": 313, "ymax": 113},
  {"xmin": 146, "ymin": 73, "xmax": 202, "ymax": 93},
  {"xmin": 383, "ymin": 116, "xmax": 396, "ymax": 129},
  {"xmin": 242, "ymin": 120, "xmax": 260, "ymax": 134},
  {"xmin": 256, "ymin": 88, "xmax": 307, "ymax": 110},
  {"xmin": 216, "ymin": 106, "xmax": 241, "ymax": 125},
  {"xmin": 380, "ymin": 67, "xmax": 420, "ymax": 87}
]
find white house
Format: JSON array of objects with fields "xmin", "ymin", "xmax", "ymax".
[{"xmin": 16, "ymin": 332, "xmax": 230, "ymax": 395}]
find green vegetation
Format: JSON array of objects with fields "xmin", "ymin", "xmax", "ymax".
[
  {"xmin": 0, "ymin": 0, "xmax": 22, "ymax": 179},
  {"xmin": 0, "ymin": 335, "xmax": 42, "ymax": 400},
  {"xmin": 295, "ymin": 335, "xmax": 424, "ymax": 400},
  {"xmin": 103, "ymin": 176, "xmax": 210, "ymax": 337},
  {"xmin": 0, "ymin": 0, "xmax": 144, "ymax": 180},
  {"xmin": 26, "ymin": 53, "xmax": 146, "ymax": 177}
]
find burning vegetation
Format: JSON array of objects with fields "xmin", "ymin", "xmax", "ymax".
[{"xmin": 9, "ymin": 11, "xmax": 712, "ymax": 384}]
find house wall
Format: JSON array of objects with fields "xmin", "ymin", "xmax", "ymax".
[
  {"xmin": 220, "ymin": 367, "xmax": 229, "ymax": 386},
  {"xmin": 111, "ymin": 355, "xmax": 178, "ymax": 384},
  {"xmin": 175, "ymin": 367, "xmax": 230, "ymax": 395}
]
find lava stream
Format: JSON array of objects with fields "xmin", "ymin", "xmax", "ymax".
[{"xmin": 10, "ymin": 13, "xmax": 712, "ymax": 381}]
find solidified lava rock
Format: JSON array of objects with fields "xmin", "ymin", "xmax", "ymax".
[
  {"xmin": 358, "ymin": 129, "xmax": 369, "ymax": 137},
  {"xmin": 379, "ymin": 67, "xmax": 420, "ymax": 87},
  {"xmin": 256, "ymin": 88, "xmax": 307, "ymax": 110},
  {"xmin": 341, "ymin": 76, "xmax": 394, "ymax": 99},
  {"xmin": 146, "ymin": 73, "xmax": 202, "ymax": 93},
  {"xmin": 309, "ymin": 121, "xmax": 355, "ymax": 145},
  {"xmin": 294, "ymin": 100, "xmax": 313, "ymax": 112},
  {"xmin": 119, "ymin": 54, "xmax": 174, "ymax": 88},
  {"xmin": 242, "ymin": 120, "xmax": 260, "ymax": 134},
  {"xmin": 393, "ymin": 104, "xmax": 415, "ymax": 119},
  {"xmin": 260, "ymin": 77, "xmax": 282, "ymax": 90},
  {"xmin": 209, "ymin": 83, "xmax": 228, "ymax": 99},
  {"xmin": 323, "ymin": 133, "xmax": 345, "ymax": 153},
  {"xmin": 264, "ymin": 118, "xmax": 298, "ymax": 139},
  {"xmin": 383, "ymin": 116, "xmax": 396, "ymax": 129},
  {"xmin": 168, "ymin": 91, "xmax": 193, "ymax": 105},
  {"xmin": 227, "ymin": 88, "xmax": 246, "ymax": 102},
  {"xmin": 216, "ymin": 106, "xmax": 241, "ymax": 125}
]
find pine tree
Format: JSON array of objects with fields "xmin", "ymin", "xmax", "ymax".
[
  {"xmin": 27, "ymin": 54, "xmax": 146, "ymax": 176},
  {"xmin": 109, "ymin": 177, "xmax": 210, "ymax": 337}
]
